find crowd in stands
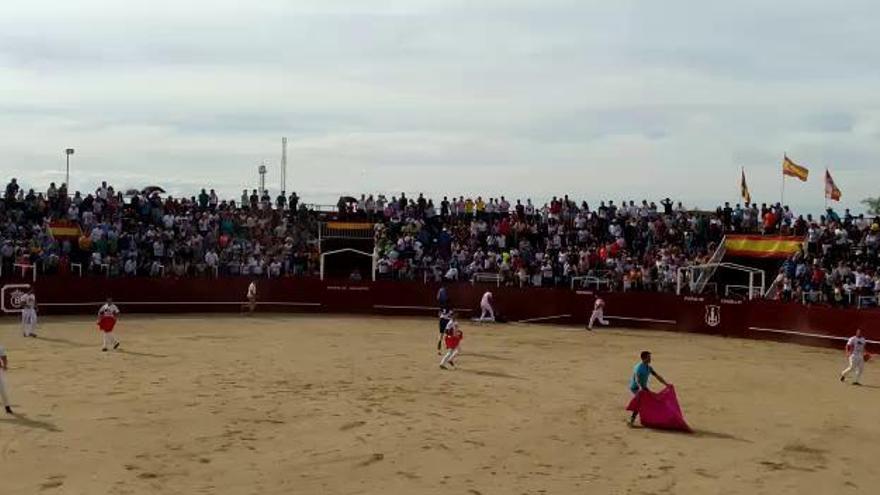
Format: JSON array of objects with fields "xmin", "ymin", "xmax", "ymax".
[
  {"xmin": 2, "ymin": 177, "xmax": 879, "ymax": 307},
  {"xmin": 1, "ymin": 178, "xmax": 315, "ymax": 280}
]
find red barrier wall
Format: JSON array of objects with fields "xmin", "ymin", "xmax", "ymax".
[{"xmin": 2, "ymin": 277, "xmax": 877, "ymax": 351}]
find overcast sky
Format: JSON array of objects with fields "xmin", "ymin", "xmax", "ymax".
[{"xmin": 1, "ymin": 0, "xmax": 878, "ymax": 213}]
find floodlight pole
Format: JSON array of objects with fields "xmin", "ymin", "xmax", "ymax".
[{"xmin": 65, "ymin": 148, "xmax": 75, "ymax": 188}]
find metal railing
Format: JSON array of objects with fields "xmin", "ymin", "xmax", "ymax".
[
  {"xmin": 725, "ymin": 284, "xmax": 763, "ymax": 299},
  {"xmin": 802, "ymin": 291, "xmax": 824, "ymax": 304},
  {"xmin": 14, "ymin": 263, "xmax": 36, "ymax": 282},
  {"xmin": 693, "ymin": 237, "xmax": 726, "ymax": 293},
  {"xmin": 471, "ymin": 272, "xmax": 502, "ymax": 286},
  {"xmin": 858, "ymin": 295, "xmax": 879, "ymax": 308},
  {"xmin": 571, "ymin": 275, "xmax": 611, "ymax": 291}
]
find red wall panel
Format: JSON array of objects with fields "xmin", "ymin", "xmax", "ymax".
[{"xmin": 2, "ymin": 277, "xmax": 877, "ymax": 351}]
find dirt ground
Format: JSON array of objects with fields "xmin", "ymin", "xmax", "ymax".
[{"xmin": 0, "ymin": 313, "xmax": 878, "ymax": 495}]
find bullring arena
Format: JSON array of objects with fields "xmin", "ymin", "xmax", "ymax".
[{"xmin": 1, "ymin": 281, "xmax": 879, "ymax": 494}]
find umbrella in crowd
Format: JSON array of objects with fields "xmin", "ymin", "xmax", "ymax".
[{"xmin": 142, "ymin": 186, "xmax": 166, "ymax": 195}]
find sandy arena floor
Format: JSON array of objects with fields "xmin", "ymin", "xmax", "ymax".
[{"xmin": 0, "ymin": 313, "xmax": 878, "ymax": 495}]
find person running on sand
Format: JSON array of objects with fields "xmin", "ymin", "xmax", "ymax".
[
  {"xmin": 438, "ymin": 308, "xmax": 453, "ymax": 355},
  {"xmin": 440, "ymin": 321, "xmax": 463, "ymax": 370},
  {"xmin": 840, "ymin": 329, "xmax": 868, "ymax": 385}
]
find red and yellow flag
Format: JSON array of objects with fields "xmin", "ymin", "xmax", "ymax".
[
  {"xmin": 48, "ymin": 221, "xmax": 82, "ymax": 239},
  {"xmin": 326, "ymin": 222, "xmax": 373, "ymax": 230},
  {"xmin": 725, "ymin": 235, "xmax": 803, "ymax": 259},
  {"xmin": 740, "ymin": 168, "xmax": 751, "ymax": 205},
  {"xmin": 782, "ymin": 155, "xmax": 809, "ymax": 182},
  {"xmin": 825, "ymin": 169, "xmax": 841, "ymax": 201}
]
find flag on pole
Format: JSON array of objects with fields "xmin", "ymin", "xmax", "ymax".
[
  {"xmin": 725, "ymin": 235, "xmax": 804, "ymax": 258},
  {"xmin": 740, "ymin": 168, "xmax": 751, "ymax": 205},
  {"xmin": 48, "ymin": 220, "xmax": 82, "ymax": 239},
  {"xmin": 782, "ymin": 155, "xmax": 809, "ymax": 182},
  {"xmin": 825, "ymin": 169, "xmax": 841, "ymax": 201}
]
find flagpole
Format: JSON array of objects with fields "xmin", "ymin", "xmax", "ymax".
[
  {"xmin": 780, "ymin": 153, "xmax": 786, "ymax": 206},
  {"xmin": 824, "ymin": 167, "xmax": 828, "ymax": 210},
  {"xmin": 781, "ymin": 174, "xmax": 785, "ymax": 207}
]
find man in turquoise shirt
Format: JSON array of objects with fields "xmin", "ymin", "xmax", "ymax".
[{"xmin": 629, "ymin": 351, "xmax": 668, "ymax": 426}]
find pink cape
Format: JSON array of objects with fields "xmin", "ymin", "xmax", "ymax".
[{"xmin": 626, "ymin": 385, "xmax": 692, "ymax": 432}]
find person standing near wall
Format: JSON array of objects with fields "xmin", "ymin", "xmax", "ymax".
[
  {"xmin": 0, "ymin": 345, "xmax": 13, "ymax": 414},
  {"xmin": 479, "ymin": 291, "xmax": 495, "ymax": 322},
  {"xmin": 436, "ymin": 285, "xmax": 449, "ymax": 311},
  {"xmin": 97, "ymin": 298, "xmax": 121, "ymax": 352},
  {"xmin": 21, "ymin": 288, "xmax": 38, "ymax": 338},
  {"xmin": 246, "ymin": 280, "xmax": 257, "ymax": 315},
  {"xmin": 840, "ymin": 329, "xmax": 868, "ymax": 385}
]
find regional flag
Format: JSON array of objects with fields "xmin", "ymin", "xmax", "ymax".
[
  {"xmin": 825, "ymin": 169, "xmax": 841, "ymax": 201},
  {"xmin": 48, "ymin": 220, "xmax": 82, "ymax": 239},
  {"xmin": 725, "ymin": 235, "xmax": 803, "ymax": 258},
  {"xmin": 740, "ymin": 168, "xmax": 751, "ymax": 205},
  {"xmin": 782, "ymin": 155, "xmax": 809, "ymax": 182}
]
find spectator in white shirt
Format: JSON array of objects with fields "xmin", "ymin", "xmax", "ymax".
[{"xmin": 124, "ymin": 258, "xmax": 137, "ymax": 276}]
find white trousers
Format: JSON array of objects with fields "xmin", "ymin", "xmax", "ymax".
[
  {"xmin": 0, "ymin": 370, "xmax": 10, "ymax": 407},
  {"xmin": 440, "ymin": 347, "xmax": 460, "ymax": 367},
  {"xmin": 841, "ymin": 354, "xmax": 865, "ymax": 383},
  {"xmin": 102, "ymin": 332, "xmax": 119, "ymax": 350},
  {"xmin": 480, "ymin": 303, "xmax": 495, "ymax": 321},
  {"xmin": 21, "ymin": 309, "xmax": 37, "ymax": 336},
  {"xmin": 588, "ymin": 308, "xmax": 609, "ymax": 329}
]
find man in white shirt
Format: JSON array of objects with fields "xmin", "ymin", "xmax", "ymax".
[
  {"xmin": 587, "ymin": 297, "xmax": 609, "ymax": 331},
  {"xmin": 205, "ymin": 250, "xmax": 219, "ymax": 270},
  {"xmin": 21, "ymin": 289, "xmax": 38, "ymax": 338},
  {"xmin": 479, "ymin": 291, "xmax": 495, "ymax": 322},
  {"xmin": 97, "ymin": 298, "xmax": 121, "ymax": 352},
  {"xmin": 246, "ymin": 281, "xmax": 257, "ymax": 314},
  {"xmin": 840, "ymin": 329, "xmax": 868, "ymax": 385},
  {"xmin": 499, "ymin": 197, "xmax": 510, "ymax": 216},
  {"xmin": 525, "ymin": 199, "xmax": 535, "ymax": 218},
  {"xmin": 376, "ymin": 257, "xmax": 391, "ymax": 277},
  {"xmin": 269, "ymin": 259, "xmax": 282, "ymax": 277},
  {"xmin": 124, "ymin": 257, "xmax": 137, "ymax": 276},
  {"xmin": 149, "ymin": 260, "xmax": 163, "ymax": 277},
  {"xmin": 0, "ymin": 346, "xmax": 13, "ymax": 413}
]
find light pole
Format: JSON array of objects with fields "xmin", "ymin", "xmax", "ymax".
[
  {"xmin": 258, "ymin": 164, "xmax": 267, "ymax": 197},
  {"xmin": 65, "ymin": 148, "xmax": 75, "ymax": 188}
]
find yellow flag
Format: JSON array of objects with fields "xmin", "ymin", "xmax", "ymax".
[{"xmin": 782, "ymin": 155, "xmax": 809, "ymax": 182}]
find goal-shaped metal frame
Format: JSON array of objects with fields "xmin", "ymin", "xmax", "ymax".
[
  {"xmin": 676, "ymin": 262, "xmax": 765, "ymax": 300},
  {"xmin": 319, "ymin": 248, "xmax": 377, "ymax": 282},
  {"xmin": 317, "ymin": 222, "xmax": 377, "ymax": 282}
]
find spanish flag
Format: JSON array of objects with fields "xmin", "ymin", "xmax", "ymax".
[
  {"xmin": 825, "ymin": 169, "xmax": 841, "ymax": 201},
  {"xmin": 725, "ymin": 235, "xmax": 803, "ymax": 259},
  {"xmin": 740, "ymin": 168, "xmax": 751, "ymax": 205},
  {"xmin": 782, "ymin": 155, "xmax": 809, "ymax": 182},
  {"xmin": 48, "ymin": 221, "xmax": 82, "ymax": 239}
]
